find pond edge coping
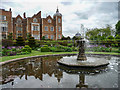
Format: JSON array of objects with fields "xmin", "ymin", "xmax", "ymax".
[{"xmin": 0, "ymin": 53, "xmax": 120, "ymax": 66}]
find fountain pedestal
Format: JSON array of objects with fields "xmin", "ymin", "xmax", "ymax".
[{"xmin": 77, "ymin": 40, "xmax": 87, "ymax": 61}]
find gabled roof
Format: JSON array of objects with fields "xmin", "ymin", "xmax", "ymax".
[
  {"xmin": 16, "ymin": 14, "xmax": 23, "ymax": 20},
  {"xmin": 46, "ymin": 15, "xmax": 53, "ymax": 19}
]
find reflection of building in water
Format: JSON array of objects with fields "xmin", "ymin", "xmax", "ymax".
[{"xmin": 1, "ymin": 56, "xmax": 63, "ymax": 85}]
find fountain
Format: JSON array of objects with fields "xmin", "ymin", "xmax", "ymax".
[{"xmin": 57, "ymin": 25, "xmax": 109, "ymax": 68}]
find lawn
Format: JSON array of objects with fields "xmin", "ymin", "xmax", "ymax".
[{"xmin": 1, "ymin": 51, "xmax": 119, "ymax": 62}]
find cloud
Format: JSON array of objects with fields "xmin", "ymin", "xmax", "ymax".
[{"xmin": 1, "ymin": 0, "xmax": 118, "ymax": 38}]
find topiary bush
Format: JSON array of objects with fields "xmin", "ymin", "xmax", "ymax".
[
  {"xmin": 41, "ymin": 45, "xmax": 50, "ymax": 52},
  {"xmin": 22, "ymin": 45, "xmax": 32, "ymax": 53},
  {"xmin": 28, "ymin": 37, "xmax": 36, "ymax": 49},
  {"xmin": 16, "ymin": 36, "xmax": 25, "ymax": 46}
]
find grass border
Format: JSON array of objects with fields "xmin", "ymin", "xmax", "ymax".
[{"xmin": 1, "ymin": 51, "xmax": 120, "ymax": 64}]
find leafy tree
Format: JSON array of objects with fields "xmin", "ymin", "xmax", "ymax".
[
  {"xmin": 86, "ymin": 25, "xmax": 113, "ymax": 40},
  {"xmin": 115, "ymin": 20, "xmax": 120, "ymax": 36}
]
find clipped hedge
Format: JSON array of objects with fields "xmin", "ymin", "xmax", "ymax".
[
  {"xmin": 41, "ymin": 45, "xmax": 50, "ymax": 52},
  {"xmin": 22, "ymin": 45, "xmax": 32, "ymax": 53}
]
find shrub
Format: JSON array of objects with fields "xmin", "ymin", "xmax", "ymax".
[
  {"xmin": 16, "ymin": 36, "xmax": 25, "ymax": 46},
  {"xmin": 28, "ymin": 37, "xmax": 36, "ymax": 48},
  {"xmin": 107, "ymin": 35, "xmax": 114, "ymax": 39},
  {"xmin": 67, "ymin": 43, "xmax": 73, "ymax": 47},
  {"xmin": 72, "ymin": 47, "xmax": 78, "ymax": 51},
  {"xmin": 2, "ymin": 39, "xmax": 13, "ymax": 47},
  {"xmin": 41, "ymin": 45, "xmax": 50, "ymax": 52},
  {"xmin": 64, "ymin": 47, "xmax": 72, "ymax": 52},
  {"xmin": 22, "ymin": 45, "xmax": 32, "ymax": 53},
  {"xmin": 50, "ymin": 47, "xmax": 56, "ymax": 52}
]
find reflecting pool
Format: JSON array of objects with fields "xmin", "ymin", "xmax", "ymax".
[{"xmin": 0, "ymin": 55, "xmax": 119, "ymax": 88}]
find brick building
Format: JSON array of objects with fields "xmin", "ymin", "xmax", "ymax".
[
  {"xmin": 0, "ymin": 8, "xmax": 62, "ymax": 40},
  {"xmin": 0, "ymin": 8, "xmax": 12, "ymax": 39}
]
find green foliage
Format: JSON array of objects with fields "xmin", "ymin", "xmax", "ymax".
[
  {"xmin": 115, "ymin": 20, "xmax": 120, "ymax": 36},
  {"xmin": 115, "ymin": 35, "xmax": 120, "ymax": 39},
  {"xmin": 107, "ymin": 35, "xmax": 114, "ymax": 39},
  {"xmin": 41, "ymin": 45, "xmax": 50, "ymax": 52},
  {"xmin": 72, "ymin": 47, "xmax": 78, "ymax": 51},
  {"xmin": 27, "ymin": 33, "xmax": 31, "ymax": 40},
  {"xmin": 67, "ymin": 43, "xmax": 73, "ymax": 47},
  {"xmin": 28, "ymin": 37, "xmax": 36, "ymax": 48},
  {"xmin": 41, "ymin": 36, "xmax": 45, "ymax": 40},
  {"xmin": 86, "ymin": 25, "xmax": 114, "ymax": 40},
  {"xmin": 2, "ymin": 39, "xmax": 13, "ymax": 47},
  {"xmin": 61, "ymin": 36, "xmax": 71, "ymax": 40},
  {"xmin": 25, "ymin": 40, "xmax": 29, "ymax": 45},
  {"xmin": 7, "ymin": 33, "xmax": 13, "ymax": 40},
  {"xmin": 16, "ymin": 36, "xmax": 25, "ymax": 46},
  {"xmin": 72, "ymin": 36, "xmax": 81, "ymax": 40},
  {"xmin": 22, "ymin": 45, "xmax": 32, "ymax": 53}
]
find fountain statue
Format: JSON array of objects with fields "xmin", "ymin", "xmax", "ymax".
[
  {"xmin": 77, "ymin": 37, "xmax": 87, "ymax": 61},
  {"xmin": 57, "ymin": 25, "xmax": 109, "ymax": 68}
]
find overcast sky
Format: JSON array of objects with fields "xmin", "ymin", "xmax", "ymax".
[{"xmin": 1, "ymin": 0, "xmax": 119, "ymax": 37}]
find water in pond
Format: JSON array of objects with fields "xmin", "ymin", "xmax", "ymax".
[{"xmin": 0, "ymin": 55, "xmax": 119, "ymax": 88}]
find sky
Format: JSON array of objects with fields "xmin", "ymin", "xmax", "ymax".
[{"xmin": 1, "ymin": 0, "xmax": 119, "ymax": 37}]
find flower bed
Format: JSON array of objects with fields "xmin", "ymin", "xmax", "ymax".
[
  {"xmin": 86, "ymin": 45, "xmax": 112, "ymax": 52},
  {"xmin": 2, "ymin": 45, "xmax": 32, "ymax": 56}
]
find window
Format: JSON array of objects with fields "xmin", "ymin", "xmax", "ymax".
[
  {"xmin": 2, "ymin": 34, "xmax": 6, "ymax": 39},
  {"xmin": 1, "ymin": 27, "xmax": 7, "ymax": 32},
  {"xmin": 17, "ymin": 18, "xmax": 22, "ymax": 24},
  {"xmin": 33, "ymin": 18, "xmax": 37, "ymax": 22},
  {"xmin": 1, "ymin": 22, "xmax": 8, "ymax": 32},
  {"xmin": 50, "ymin": 35, "xmax": 54, "ymax": 39},
  {"xmin": 48, "ymin": 19, "xmax": 51, "ymax": 23},
  {"xmin": 17, "ymin": 33, "xmax": 22, "ymax": 36},
  {"xmin": 16, "ymin": 27, "xmax": 22, "ymax": 31},
  {"xmin": 50, "ymin": 27, "xmax": 54, "ymax": 31},
  {"xmin": 58, "ymin": 26, "xmax": 61, "ymax": 31},
  {"xmin": 45, "ymin": 26, "xmax": 48, "ymax": 31},
  {"xmin": 45, "ymin": 35, "xmax": 48, "ymax": 39},
  {"xmin": 58, "ymin": 18, "xmax": 60, "ymax": 23},
  {"xmin": 33, "ymin": 26, "xmax": 38, "ymax": 31},
  {"xmin": 33, "ymin": 35, "xmax": 40, "ymax": 39},
  {"xmin": 0, "ymin": 15, "xmax": 6, "ymax": 20},
  {"xmin": 58, "ymin": 35, "xmax": 61, "ymax": 39}
]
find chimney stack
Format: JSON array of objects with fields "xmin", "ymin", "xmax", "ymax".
[
  {"xmin": 23, "ymin": 12, "xmax": 26, "ymax": 18},
  {"xmin": 9, "ymin": 8, "xmax": 11, "ymax": 11}
]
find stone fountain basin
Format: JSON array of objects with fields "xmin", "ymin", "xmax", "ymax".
[{"xmin": 57, "ymin": 56, "xmax": 109, "ymax": 68}]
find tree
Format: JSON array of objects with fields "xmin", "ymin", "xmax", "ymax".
[
  {"xmin": 115, "ymin": 20, "xmax": 120, "ymax": 36},
  {"xmin": 86, "ymin": 25, "xmax": 112, "ymax": 40}
]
